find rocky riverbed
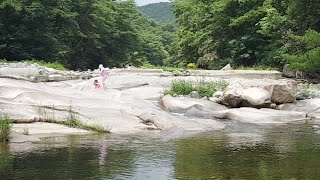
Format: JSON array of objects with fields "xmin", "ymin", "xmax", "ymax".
[{"xmin": 1, "ymin": 63, "xmax": 320, "ymax": 146}]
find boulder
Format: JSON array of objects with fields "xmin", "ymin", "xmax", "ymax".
[
  {"xmin": 212, "ymin": 91, "xmax": 223, "ymax": 98},
  {"xmin": 220, "ymin": 82, "xmax": 246, "ymax": 107},
  {"xmin": 269, "ymin": 80, "xmax": 298, "ymax": 103},
  {"xmin": 220, "ymin": 79, "xmax": 297, "ymax": 108},
  {"xmin": 221, "ymin": 63, "xmax": 233, "ymax": 70},
  {"xmin": 241, "ymin": 87, "xmax": 271, "ymax": 108},
  {"xmin": 190, "ymin": 91, "xmax": 200, "ymax": 99},
  {"xmin": 209, "ymin": 97, "xmax": 221, "ymax": 103},
  {"xmin": 283, "ymin": 64, "xmax": 302, "ymax": 78}
]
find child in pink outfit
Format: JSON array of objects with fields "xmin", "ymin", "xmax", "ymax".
[
  {"xmin": 98, "ymin": 64, "xmax": 109, "ymax": 89},
  {"xmin": 93, "ymin": 79, "xmax": 101, "ymax": 89}
]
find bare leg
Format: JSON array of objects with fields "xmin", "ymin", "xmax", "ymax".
[{"xmin": 102, "ymin": 76, "xmax": 107, "ymax": 89}]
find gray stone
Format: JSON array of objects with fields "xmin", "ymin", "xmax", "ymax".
[
  {"xmin": 209, "ymin": 97, "xmax": 221, "ymax": 103},
  {"xmin": 190, "ymin": 91, "xmax": 200, "ymax": 99},
  {"xmin": 221, "ymin": 63, "xmax": 233, "ymax": 70},
  {"xmin": 270, "ymin": 80, "xmax": 298, "ymax": 103},
  {"xmin": 201, "ymin": 96, "xmax": 208, "ymax": 100},
  {"xmin": 241, "ymin": 87, "xmax": 271, "ymax": 108},
  {"xmin": 212, "ymin": 91, "xmax": 224, "ymax": 98},
  {"xmin": 283, "ymin": 64, "xmax": 303, "ymax": 78}
]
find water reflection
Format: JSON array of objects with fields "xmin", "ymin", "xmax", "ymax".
[
  {"xmin": 0, "ymin": 144, "xmax": 13, "ymax": 179},
  {"xmin": 2, "ymin": 125, "xmax": 320, "ymax": 179},
  {"xmin": 174, "ymin": 125, "xmax": 320, "ymax": 179}
]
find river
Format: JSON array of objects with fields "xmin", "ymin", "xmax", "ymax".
[{"xmin": 2, "ymin": 123, "xmax": 320, "ymax": 179}]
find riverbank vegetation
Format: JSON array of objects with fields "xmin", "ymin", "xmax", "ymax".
[
  {"xmin": 164, "ymin": 79, "xmax": 229, "ymax": 98},
  {"xmin": 38, "ymin": 106, "xmax": 110, "ymax": 133},
  {"xmin": 24, "ymin": 60, "xmax": 67, "ymax": 71},
  {"xmin": 0, "ymin": 114, "xmax": 12, "ymax": 143},
  {"xmin": 0, "ymin": 0, "xmax": 319, "ymax": 74}
]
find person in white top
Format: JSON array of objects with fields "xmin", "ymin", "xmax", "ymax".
[{"xmin": 98, "ymin": 64, "xmax": 109, "ymax": 89}]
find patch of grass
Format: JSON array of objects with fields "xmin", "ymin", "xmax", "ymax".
[
  {"xmin": 37, "ymin": 106, "xmax": 110, "ymax": 133},
  {"xmin": 142, "ymin": 63, "xmax": 185, "ymax": 72},
  {"xmin": 56, "ymin": 116, "xmax": 110, "ymax": 133},
  {"xmin": 236, "ymin": 65, "xmax": 276, "ymax": 71},
  {"xmin": 0, "ymin": 59, "xmax": 7, "ymax": 63},
  {"xmin": 24, "ymin": 60, "xmax": 67, "ymax": 71},
  {"xmin": 164, "ymin": 79, "xmax": 229, "ymax": 98},
  {"xmin": 0, "ymin": 114, "xmax": 12, "ymax": 143},
  {"xmin": 164, "ymin": 79, "xmax": 193, "ymax": 95}
]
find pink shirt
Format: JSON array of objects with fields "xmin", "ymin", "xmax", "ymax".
[
  {"xmin": 94, "ymin": 83, "xmax": 101, "ymax": 89},
  {"xmin": 100, "ymin": 68, "xmax": 108, "ymax": 77}
]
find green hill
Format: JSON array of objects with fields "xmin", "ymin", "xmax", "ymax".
[{"xmin": 137, "ymin": 2, "xmax": 175, "ymax": 23}]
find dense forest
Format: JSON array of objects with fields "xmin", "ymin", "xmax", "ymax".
[
  {"xmin": 0, "ymin": 0, "xmax": 174, "ymax": 69},
  {"xmin": 170, "ymin": 0, "xmax": 320, "ymax": 72},
  {"xmin": 137, "ymin": 2, "xmax": 175, "ymax": 23},
  {"xmin": 0, "ymin": 0, "xmax": 319, "ymax": 72}
]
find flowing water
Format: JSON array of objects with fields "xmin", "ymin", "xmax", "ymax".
[{"xmin": 1, "ymin": 123, "xmax": 320, "ymax": 179}]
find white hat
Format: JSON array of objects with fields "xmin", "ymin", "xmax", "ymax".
[{"xmin": 99, "ymin": 64, "xmax": 104, "ymax": 69}]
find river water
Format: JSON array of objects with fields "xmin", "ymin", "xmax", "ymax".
[{"xmin": 1, "ymin": 123, "xmax": 320, "ymax": 179}]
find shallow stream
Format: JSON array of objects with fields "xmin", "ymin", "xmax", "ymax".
[{"xmin": 2, "ymin": 123, "xmax": 320, "ymax": 179}]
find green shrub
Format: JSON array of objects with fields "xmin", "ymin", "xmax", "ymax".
[
  {"xmin": 142, "ymin": 62, "xmax": 184, "ymax": 72},
  {"xmin": 187, "ymin": 63, "xmax": 196, "ymax": 69},
  {"xmin": 24, "ymin": 60, "xmax": 67, "ymax": 71},
  {"xmin": 164, "ymin": 79, "xmax": 193, "ymax": 95},
  {"xmin": 164, "ymin": 79, "xmax": 229, "ymax": 98},
  {"xmin": 284, "ymin": 30, "xmax": 320, "ymax": 73},
  {"xmin": 0, "ymin": 115, "xmax": 12, "ymax": 143},
  {"xmin": 58, "ymin": 115, "xmax": 110, "ymax": 133},
  {"xmin": 236, "ymin": 65, "xmax": 276, "ymax": 70}
]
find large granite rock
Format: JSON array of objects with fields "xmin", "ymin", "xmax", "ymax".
[
  {"xmin": 221, "ymin": 79, "xmax": 297, "ymax": 108},
  {"xmin": 159, "ymin": 95, "xmax": 228, "ymax": 114}
]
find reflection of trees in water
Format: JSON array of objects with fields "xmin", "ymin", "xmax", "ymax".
[
  {"xmin": 4, "ymin": 136, "xmax": 136, "ymax": 179},
  {"xmin": 174, "ymin": 128, "xmax": 320, "ymax": 179},
  {"xmin": 0, "ymin": 144, "xmax": 13, "ymax": 178}
]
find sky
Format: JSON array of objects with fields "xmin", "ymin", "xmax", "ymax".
[{"xmin": 135, "ymin": 0, "xmax": 170, "ymax": 6}]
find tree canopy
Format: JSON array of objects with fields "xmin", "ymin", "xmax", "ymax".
[
  {"xmin": 169, "ymin": 0, "xmax": 320, "ymax": 71},
  {"xmin": 0, "ymin": 0, "xmax": 174, "ymax": 69},
  {"xmin": 0, "ymin": 0, "xmax": 319, "ymax": 72}
]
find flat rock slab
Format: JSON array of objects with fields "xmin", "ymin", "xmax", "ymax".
[
  {"xmin": 12, "ymin": 123, "xmax": 91, "ymax": 136},
  {"xmin": 278, "ymin": 99, "xmax": 320, "ymax": 119},
  {"xmin": 160, "ymin": 95, "xmax": 228, "ymax": 114},
  {"xmin": 213, "ymin": 107, "xmax": 307, "ymax": 125},
  {"xmin": 9, "ymin": 132, "xmax": 41, "ymax": 143}
]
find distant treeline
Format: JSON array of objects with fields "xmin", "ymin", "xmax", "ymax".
[
  {"xmin": 0, "ymin": 0, "xmax": 175, "ymax": 70},
  {"xmin": 137, "ymin": 2, "xmax": 175, "ymax": 23},
  {"xmin": 1, "ymin": 0, "xmax": 319, "ymax": 72},
  {"xmin": 169, "ymin": 0, "xmax": 320, "ymax": 72}
]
